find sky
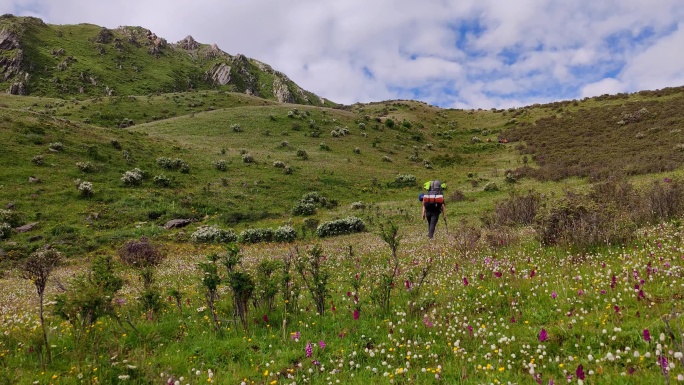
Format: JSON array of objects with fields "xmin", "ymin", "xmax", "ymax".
[{"xmin": 3, "ymin": 0, "xmax": 684, "ymax": 109}]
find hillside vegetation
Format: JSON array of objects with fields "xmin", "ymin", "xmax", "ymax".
[{"xmin": 3, "ymin": 14, "xmax": 684, "ymax": 385}]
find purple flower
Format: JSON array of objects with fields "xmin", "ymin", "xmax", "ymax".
[
  {"xmin": 291, "ymin": 331, "xmax": 300, "ymax": 340},
  {"xmin": 262, "ymin": 314, "xmax": 269, "ymax": 324},
  {"xmin": 613, "ymin": 305, "xmax": 620, "ymax": 313},
  {"xmin": 463, "ymin": 277, "xmax": 469, "ymax": 286},
  {"xmin": 539, "ymin": 328, "xmax": 548, "ymax": 342},
  {"xmin": 658, "ymin": 355, "xmax": 669, "ymax": 374},
  {"xmin": 643, "ymin": 328, "xmax": 651, "ymax": 342},
  {"xmin": 551, "ymin": 291, "xmax": 557, "ymax": 299},
  {"xmin": 423, "ymin": 317, "xmax": 433, "ymax": 327},
  {"xmin": 576, "ymin": 364, "xmax": 585, "ymax": 380},
  {"xmin": 318, "ymin": 340, "xmax": 325, "ymax": 349},
  {"xmin": 494, "ymin": 271, "xmax": 502, "ymax": 278},
  {"xmin": 529, "ymin": 270, "xmax": 536, "ymax": 278},
  {"xmin": 305, "ymin": 342, "xmax": 313, "ymax": 358},
  {"xmin": 353, "ymin": 309, "xmax": 359, "ymax": 320}
]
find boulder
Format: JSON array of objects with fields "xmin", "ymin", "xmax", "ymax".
[
  {"xmin": 28, "ymin": 176, "xmax": 41, "ymax": 183},
  {"xmin": 163, "ymin": 219, "xmax": 192, "ymax": 229},
  {"xmin": 206, "ymin": 63, "xmax": 231, "ymax": 85},
  {"xmin": 15, "ymin": 222, "xmax": 39, "ymax": 233},
  {"xmin": 8, "ymin": 81, "xmax": 26, "ymax": 95}
]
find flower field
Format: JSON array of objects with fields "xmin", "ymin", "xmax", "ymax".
[{"xmin": 2, "ymin": 221, "xmax": 684, "ymax": 384}]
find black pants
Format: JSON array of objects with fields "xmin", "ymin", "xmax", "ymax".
[{"xmin": 426, "ymin": 211, "xmax": 441, "ymax": 239}]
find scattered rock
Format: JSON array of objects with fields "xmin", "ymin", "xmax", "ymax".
[
  {"xmin": 15, "ymin": 222, "xmax": 39, "ymax": 233},
  {"xmin": 28, "ymin": 176, "xmax": 41, "ymax": 183},
  {"xmin": 5, "ymin": 202, "xmax": 14, "ymax": 209},
  {"xmin": 28, "ymin": 235, "xmax": 43, "ymax": 242},
  {"xmin": 163, "ymin": 219, "xmax": 192, "ymax": 230},
  {"xmin": 273, "ymin": 77, "xmax": 295, "ymax": 103}
]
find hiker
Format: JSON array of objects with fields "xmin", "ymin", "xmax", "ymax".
[{"xmin": 420, "ymin": 180, "xmax": 447, "ymax": 239}]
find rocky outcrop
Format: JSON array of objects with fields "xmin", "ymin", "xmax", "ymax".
[
  {"xmin": 177, "ymin": 35, "xmax": 199, "ymax": 50},
  {"xmin": 205, "ymin": 63, "xmax": 231, "ymax": 85},
  {"xmin": 273, "ymin": 77, "xmax": 295, "ymax": 103},
  {"xmin": 0, "ymin": 29, "xmax": 24, "ymax": 82},
  {"xmin": 94, "ymin": 27, "xmax": 114, "ymax": 44},
  {"xmin": 8, "ymin": 81, "xmax": 26, "ymax": 95}
]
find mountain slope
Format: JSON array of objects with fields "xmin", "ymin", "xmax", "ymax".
[{"xmin": 0, "ymin": 14, "xmax": 333, "ymax": 107}]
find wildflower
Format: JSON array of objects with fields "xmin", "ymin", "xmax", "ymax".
[
  {"xmin": 263, "ymin": 314, "xmax": 269, "ymax": 324},
  {"xmin": 494, "ymin": 271, "xmax": 502, "ymax": 278},
  {"xmin": 539, "ymin": 328, "xmax": 548, "ymax": 342},
  {"xmin": 576, "ymin": 364, "xmax": 585, "ymax": 380},
  {"xmin": 643, "ymin": 329, "xmax": 651, "ymax": 342},
  {"xmin": 306, "ymin": 342, "xmax": 313, "ymax": 358},
  {"xmin": 529, "ymin": 270, "xmax": 536, "ymax": 278},
  {"xmin": 319, "ymin": 340, "xmax": 325, "ymax": 349},
  {"xmin": 353, "ymin": 310, "xmax": 359, "ymax": 320},
  {"xmin": 614, "ymin": 305, "xmax": 620, "ymax": 313},
  {"xmin": 551, "ymin": 291, "xmax": 557, "ymax": 299},
  {"xmin": 658, "ymin": 355, "xmax": 669, "ymax": 374},
  {"xmin": 291, "ymin": 331, "xmax": 300, "ymax": 341},
  {"xmin": 463, "ymin": 277, "xmax": 469, "ymax": 286}
]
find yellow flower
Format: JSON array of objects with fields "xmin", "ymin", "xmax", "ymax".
[
  {"xmin": 263, "ymin": 370, "xmax": 269, "ymax": 376},
  {"xmin": 498, "ymin": 367, "xmax": 505, "ymax": 372}
]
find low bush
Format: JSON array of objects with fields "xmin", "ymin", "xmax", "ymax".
[
  {"xmin": 0, "ymin": 222, "xmax": 11, "ymax": 239},
  {"xmin": 274, "ymin": 225, "xmax": 296, "ymax": 242},
  {"xmin": 77, "ymin": 181, "xmax": 94, "ymax": 197},
  {"xmin": 316, "ymin": 216, "xmax": 366, "ymax": 238},
  {"xmin": 121, "ymin": 168, "xmax": 144, "ymax": 186},
  {"xmin": 76, "ymin": 161, "xmax": 97, "ymax": 173},
  {"xmin": 118, "ymin": 237, "xmax": 164, "ymax": 268},
  {"xmin": 153, "ymin": 174, "xmax": 171, "ymax": 187},
  {"xmin": 191, "ymin": 225, "xmax": 238, "ymax": 243},
  {"xmin": 240, "ymin": 228, "xmax": 274, "ymax": 244}
]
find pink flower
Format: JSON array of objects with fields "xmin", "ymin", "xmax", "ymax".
[
  {"xmin": 539, "ymin": 328, "xmax": 548, "ymax": 342},
  {"xmin": 318, "ymin": 340, "xmax": 325, "ymax": 349},
  {"xmin": 643, "ymin": 329, "xmax": 651, "ymax": 342},
  {"xmin": 529, "ymin": 270, "xmax": 536, "ymax": 278},
  {"xmin": 494, "ymin": 271, "xmax": 502, "ymax": 278},
  {"xmin": 262, "ymin": 314, "xmax": 269, "ymax": 324},
  {"xmin": 353, "ymin": 309, "xmax": 359, "ymax": 320},
  {"xmin": 463, "ymin": 277, "xmax": 469, "ymax": 286},
  {"xmin": 551, "ymin": 291, "xmax": 557, "ymax": 299},
  {"xmin": 291, "ymin": 331, "xmax": 300, "ymax": 340},
  {"xmin": 576, "ymin": 364, "xmax": 585, "ymax": 380},
  {"xmin": 305, "ymin": 342, "xmax": 313, "ymax": 358}
]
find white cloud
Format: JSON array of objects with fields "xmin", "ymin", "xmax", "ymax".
[{"xmin": 2, "ymin": 0, "xmax": 684, "ymax": 108}]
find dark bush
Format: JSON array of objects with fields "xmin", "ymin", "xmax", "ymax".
[{"xmin": 118, "ymin": 237, "xmax": 164, "ymax": 268}]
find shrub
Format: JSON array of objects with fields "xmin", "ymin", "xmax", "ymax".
[
  {"xmin": 0, "ymin": 209, "xmax": 22, "ymax": 227},
  {"xmin": 319, "ymin": 143, "xmax": 331, "ymax": 151},
  {"xmin": 534, "ymin": 192, "xmax": 635, "ymax": 250},
  {"xmin": 385, "ymin": 119, "xmax": 395, "ymax": 128},
  {"xmin": 392, "ymin": 174, "xmax": 416, "ymax": 187},
  {"xmin": 32, "ymin": 155, "xmax": 44, "ymax": 165},
  {"xmin": 76, "ymin": 161, "xmax": 96, "ymax": 172},
  {"xmin": 483, "ymin": 182, "xmax": 499, "ymax": 192},
  {"xmin": 157, "ymin": 157, "xmax": 189, "ymax": 172},
  {"xmin": 49, "ymin": 142, "xmax": 64, "ymax": 152},
  {"xmin": 153, "ymin": 174, "xmax": 171, "ymax": 187},
  {"xmin": 274, "ymin": 225, "xmax": 296, "ymax": 242},
  {"xmin": 231, "ymin": 123, "xmax": 242, "ymax": 132},
  {"xmin": 240, "ymin": 228, "xmax": 275, "ymax": 244},
  {"xmin": 273, "ymin": 160, "xmax": 286, "ymax": 168},
  {"xmin": 121, "ymin": 168, "xmax": 143, "ymax": 186},
  {"xmin": 0, "ymin": 222, "xmax": 11, "ymax": 239},
  {"xmin": 351, "ymin": 201, "xmax": 366, "ymax": 210},
  {"xmin": 214, "ymin": 160, "xmax": 227, "ymax": 171},
  {"xmin": 316, "ymin": 216, "xmax": 366, "ymax": 237},
  {"xmin": 483, "ymin": 191, "xmax": 541, "ymax": 227},
  {"xmin": 280, "ymin": 141, "xmax": 289, "ymax": 148},
  {"xmin": 118, "ymin": 237, "xmax": 164, "ymax": 268},
  {"xmin": 382, "ymin": 156, "xmax": 392, "ymax": 163},
  {"xmin": 358, "ymin": 122, "xmax": 366, "ymax": 130},
  {"xmin": 77, "ymin": 181, "xmax": 94, "ymax": 197},
  {"xmin": 353, "ymin": 147, "xmax": 361, "ymax": 154},
  {"xmin": 191, "ymin": 225, "xmax": 238, "ymax": 243},
  {"xmin": 242, "ymin": 153, "xmax": 254, "ymax": 163},
  {"xmin": 291, "ymin": 201, "xmax": 316, "ymax": 216},
  {"xmin": 296, "ymin": 149, "xmax": 308, "ymax": 160}
]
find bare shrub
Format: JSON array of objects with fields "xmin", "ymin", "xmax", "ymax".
[
  {"xmin": 451, "ymin": 219, "xmax": 482, "ymax": 258},
  {"xmin": 118, "ymin": 237, "xmax": 164, "ymax": 268},
  {"xmin": 483, "ymin": 191, "xmax": 541, "ymax": 228}
]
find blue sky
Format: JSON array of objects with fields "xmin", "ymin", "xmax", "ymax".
[{"xmin": 3, "ymin": 0, "xmax": 684, "ymax": 109}]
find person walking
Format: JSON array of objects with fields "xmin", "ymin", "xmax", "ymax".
[{"xmin": 420, "ymin": 180, "xmax": 446, "ymax": 239}]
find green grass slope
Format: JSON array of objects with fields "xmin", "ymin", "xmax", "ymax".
[{"xmin": 0, "ymin": 15, "xmax": 332, "ymax": 107}]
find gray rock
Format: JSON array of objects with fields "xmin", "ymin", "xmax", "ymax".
[
  {"xmin": 15, "ymin": 222, "xmax": 39, "ymax": 233},
  {"xmin": 163, "ymin": 219, "xmax": 192, "ymax": 229},
  {"xmin": 28, "ymin": 176, "xmax": 41, "ymax": 183}
]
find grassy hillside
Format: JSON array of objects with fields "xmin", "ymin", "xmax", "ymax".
[
  {"xmin": 0, "ymin": 15, "xmax": 332, "ymax": 106},
  {"xmin": 2, "ymin": 84, "xmax": 684, "ymax": 261}
]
